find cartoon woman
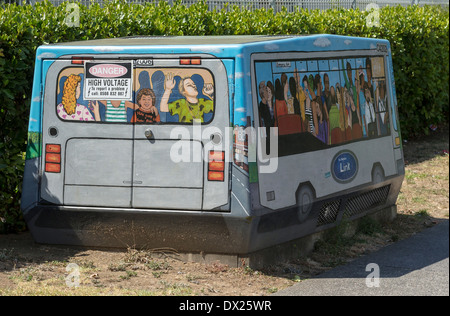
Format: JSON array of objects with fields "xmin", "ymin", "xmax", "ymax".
[
  {"xmin": 343, "ymin": 86, "xmax": 353, "ymax": 141},
  {"xmin": 312, "ymin": 94, "xmax": 328, "ymax": 144},
  {"xmin": 131, "ymin": 88, "xmax": 160, "ymax": 123},
  {"xmin": 57, "ymin": 74, "xmax": 99, "ymax": 121}
]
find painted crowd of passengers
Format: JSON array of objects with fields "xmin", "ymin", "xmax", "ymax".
[{"xmin": 258, "ymin": 58, "xmax": 390, "ymax": 145}]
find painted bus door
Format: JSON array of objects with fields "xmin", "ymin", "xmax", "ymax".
[
  {"xmin": 41, "ymin": 59, "xmax": 135, "ymax": 208},
  {"xmin": 131, "ymin": 58, "xmax": 231, "ymax": 210},
  {"xmin": 41, "ymin": 57, "xmax": 231, "ymax": 211}
]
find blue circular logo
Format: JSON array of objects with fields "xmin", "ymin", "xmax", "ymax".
[{"xmin": 332, "ymin": 151, "xmax": 358, "ymax": 183}]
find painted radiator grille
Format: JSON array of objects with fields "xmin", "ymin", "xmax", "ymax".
[
  {"xmin": 343, "ymin": 185, "xmax": 391, "ymax": 219},
  {"xmin": 317, "ymin": 200, "xmax": 341, "ymax": 226}
]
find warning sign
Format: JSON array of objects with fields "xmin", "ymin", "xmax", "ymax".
[{"xmin": 84, "ymin": 62, "xmax": 133, "ymax": 100}]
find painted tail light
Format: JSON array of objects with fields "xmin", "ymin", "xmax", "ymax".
[
  {"xmin": 208, "ymin": 151, "xmax": 225, "ymax": 182},
  {"xmin": 71, "ymin": 57, "xmax": 93, "ymax": 64},
  {"xmin": 179, "ymin": 57, "xmax": 201, "ymax": 65},
  {"xmin": 45, "ymin": 144, "xmax": 61, "ymax": 173}
]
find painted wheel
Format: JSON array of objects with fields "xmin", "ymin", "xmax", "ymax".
[
  {"xmin": 372, "ymin": 165, "xmax": 385, "ymax": 184},
  {"xmin": 296, "ymin": 185, "xmax": 314, "ymax": 223}
]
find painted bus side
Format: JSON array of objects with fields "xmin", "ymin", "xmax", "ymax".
[{"xmin": 21, "ymin": 35, "xmax": 404, "ymax": 255}]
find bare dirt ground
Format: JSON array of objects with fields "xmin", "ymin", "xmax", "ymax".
[{"xmin": 0, "ymin": 125, "xmax": 448, "ymax": 296}]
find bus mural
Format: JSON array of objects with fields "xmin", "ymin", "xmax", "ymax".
[{"xmin": 21, "ymin": 35, "xmax": 404, "ymax": 261}]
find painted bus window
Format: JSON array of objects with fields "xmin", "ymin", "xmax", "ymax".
[
  {"xmin": 135, "ymin": 68, "xmax": 215, "ymax": 124},
  {"xmin": 56, "ymin": 65, "xmax": 215, "ymax": 124},
  {"xmin": 255, "ymin": 56, "xmax": 390, "ymax": 156}
]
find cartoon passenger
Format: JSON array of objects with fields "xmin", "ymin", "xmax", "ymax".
[
  {"xmin": 343, "ymin": 86, "xmax": 353, "ymax": 141},
  {"xmin": 258, "ymin": 81, "xmax": 274, "ymax": 154},
  {"xmin": 302, "ymin": 75, "xmax": 315, "ymax": 135},
  {"xmin": 357, "ymin": 69, "xmax": 367, "ymax": 137},
  {"xmin": 328, "ymin": 85, "xmax": 342, "ymax": 144},
  {"xmin": 88, "ymin": 99, "xmax": 137, "ymax": 123},
  {"xmin": 131, "ymin": 88, "xmax": 160, "ymax": 123},
  {"xmin": 343, "ymin": 61, "xmax": 363, "ymax": 140},
  {"xmin": 160, "ymin": 73, "xmax": 214, "ymax": 123},
  {"xmin": 274, "ymin": 75, "xmax": 288, "ymax": 122},
  {"xmin": 343, "ymin": 61, "xmax": 357, "ymax": 109},
  {"xmin": 57, "ymin": 74, "xmax": 99, "ymax": 121},
  {"xmin": 258, "ymin": 81, "xmax": 274, "ymax": 128},
  {"xmin": 289, "ymin": 77, "xmax": 302, "ymax": 117},
  {"xmin": 311, "ymin": 74, "xmax": 328, "ymax": 144},
  {"xmin": 266, "ymin": 81, "xmax": 275, "ymax": 121},
  {"xmin": 365, "ymin": 58, "xmax": 375, "ymax": 100},
  {"xmin": 313, "ymin": 74, "xmax": 329, "ymax": 144},
  {"xmin": 376, "ymin": 81, "xmax": 389, "ymax": 136},
  {"xmin": 293, "ymin": 68, "xmax": 306, "ymax": 124},
  {"xmin": 322, "ymin": 73, "xmax": 332, "ymax": 114},
  {"xmin": 336, "ymin": 83, "xmax": 349, "ymax": 141},
  {"xmin": 363, "ymin": 82, "xmax": 377, "ymax": 137}
]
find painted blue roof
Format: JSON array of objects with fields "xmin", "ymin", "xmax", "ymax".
[{"xmin": 36, "ymin": 35, "xmax": 390, "ymax": 60}]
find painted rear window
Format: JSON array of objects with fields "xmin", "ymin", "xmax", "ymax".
[{"xmin": 55, "ymin": 63, "xmax": 215, "ymax": 124}]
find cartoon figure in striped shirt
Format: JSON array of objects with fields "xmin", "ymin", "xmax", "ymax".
[{"xmin": 89, "ymin": 99, "xmax": 137, "ymax": 123}]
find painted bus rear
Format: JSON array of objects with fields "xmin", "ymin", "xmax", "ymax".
[{"xmin": 21, "ymin": 35, "xmax": 404, "ymax": 256}]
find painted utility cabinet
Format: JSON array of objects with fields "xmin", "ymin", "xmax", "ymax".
[{"xmin": 22, "ymin": 35, "xmax": 404, "ymax": 255}]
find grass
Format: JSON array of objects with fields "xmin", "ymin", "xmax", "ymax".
[{"xmin": 120, "ymin": 270, "xmax": 138, "ymax": 280}]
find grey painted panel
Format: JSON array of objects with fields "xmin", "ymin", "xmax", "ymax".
[
  {"xmin": 132, "ymin": 187, "xmax": 202, "ymax": 209},
  {"xmin": 64, "ymin": 185, "xmax": 131, "ymax": 207},
  {"xmin": 65, "ymin": 138, "xmax": 133, "ymax": 186},
  {"xmin": 133, "ymin": 139, "xmax": 203, "ymax": 188},
  {"xmin": 41, "ymin": 58, "xmax": 135, "ymax": 207}
]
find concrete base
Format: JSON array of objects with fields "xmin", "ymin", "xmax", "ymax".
[{"xmin": 175, "ymin": 205, "xmax": 398, "ymax": 269}]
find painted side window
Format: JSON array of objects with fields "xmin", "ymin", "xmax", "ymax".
[{"xmin": 254, "ymin": 56, "xmax": 390, "ymax": 155}]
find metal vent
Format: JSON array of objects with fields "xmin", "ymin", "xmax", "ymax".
[
  {"xmin": 317, "ymin": 200, "xmax": 341, "ymax": 226},
  {"xmin": 343, "ymin": 185, "xmax": 391, "ymax": 219}
]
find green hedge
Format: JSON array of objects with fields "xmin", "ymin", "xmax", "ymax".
[{"xmin": 0, "ymin": 0, "xmax": 448, "ymax": 232}]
